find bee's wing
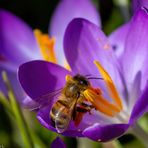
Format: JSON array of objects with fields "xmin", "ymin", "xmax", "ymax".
[
  {"xmin": 31, "ymin": 88, "xmax": 63, "ymax": 110},
  {"xmin": 54, "ymin": 99, "xmax": 77, "ymax": 133}
]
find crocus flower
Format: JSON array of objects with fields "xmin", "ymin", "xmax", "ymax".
[
  {"xmin": 0, "ymin": 0, "xmax": 100, "ymax": 103},
  {"xmin": 18, "ymin": 7, "xmax": 148, "ymax": 142}
]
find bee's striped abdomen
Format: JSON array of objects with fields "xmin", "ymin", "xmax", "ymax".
[{"xmin": 50, "ymin": 99, "xmax": 73, "ymax": 133}]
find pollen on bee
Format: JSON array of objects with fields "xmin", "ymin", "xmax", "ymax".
[{"xmin": 65, "ymin": 75, "xmax": 72, "ymax": 82}]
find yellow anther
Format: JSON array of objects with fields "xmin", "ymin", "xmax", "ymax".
[
  {"xmin": 34, "ymin": 29, "xmax": 57, "ymax": 63},
  {"xmin": 94, "ymin": 61, "xmax": 123, "ymax": 110}
]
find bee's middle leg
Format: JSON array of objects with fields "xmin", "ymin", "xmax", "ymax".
[{"xmin": 76, "ymin": 101, "xmax": 94, "ymax": 114}]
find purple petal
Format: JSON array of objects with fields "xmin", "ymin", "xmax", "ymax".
[
  {"xmin": 37, "ymin": 106, "xmax": 57, "ymax": 132},
  {"xmin": 128, "ymin": 71, "xmax": 141, "ymax": 112},
  {"xmin": 121, "ymin": 8, "xmax": 148, "ymax": 91},
  {"xmin": 0, "ymin": 9, "xmax": 40, "ymax": 70},
  {"xmin": 64, "ymin": 18, "xmax": 123, "ymax": 96},
  {"xmin": 129, "ymin": 82, "xmax": 148, "ymax": 124},
  {"xmin": 108, "ymin": 23, "xmax": 130, "ymax": 57},
  {"xmin": 49, "ymin": 0, "xmax": 100, "ymax": 65},
  {"xmin": 22, "ymin": 96, "xmax": 39, "ymax": 109},
  {"xmin": 51, "ymin": 137, "xmax": 66, "ymax": 148},
  {"xmin": 18, "ymin": 60, "xmax": 71, "ymax": 103},
  {"xmin": 132, "ymin": 0, "xmax": 148, "ymax": 12},
  {"xmin": 83, "ymin": 123, "xmax": 129, "ymax": 142}
]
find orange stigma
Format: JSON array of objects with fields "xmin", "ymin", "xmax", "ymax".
[
  {"xmin": 34, "ymin": 29, "xmax": 57, "ymax": 63},
  {"xmin": 83, "ymin": 61, "xmax": 123, "ymax": 117}
]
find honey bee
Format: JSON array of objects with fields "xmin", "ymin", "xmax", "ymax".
[{"xmin": 50, "ymin": 74, "xmax": 97, "ymax": 133}]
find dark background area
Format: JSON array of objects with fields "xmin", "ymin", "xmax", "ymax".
[
  {"xmin": 0, "ymin": 0, "xmax": 117, "ymax": 33},
  {"xmin": 0, "ymin": 0, "xmax": 59, "ymax": 32}
]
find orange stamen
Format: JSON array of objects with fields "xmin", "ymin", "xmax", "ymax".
[
  {"xmin": 34, "ymin": 29, "xmax": 57, "ymax": 63},
  {"xmin": 94, "ymin": 61, "xmax": 123, "ymax": 110},
  {"xmin": 84, "ymin": 88, "xmax": 120, "ymax": 117}
]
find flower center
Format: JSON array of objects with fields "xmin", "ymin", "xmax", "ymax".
[
  {"xmin": 34, "ymin": 29, "xmax": 57, "ymax": 63},
  {"xmin": 83, "ymin": 60, "xmax": 123, "ymax": 117}
]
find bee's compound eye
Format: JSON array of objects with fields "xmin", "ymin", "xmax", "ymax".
[{"xmin": 79, "ymin": 79, "xmax": 89, "ymax": 86}]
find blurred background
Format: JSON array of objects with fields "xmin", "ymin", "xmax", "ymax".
[
  {"xmin": 0, "ymin": 0, "xmax": 148, "ymax": 147},
  {"xmin": 0, "ymin": 0, "xmax": 128, "ymax": 34}
]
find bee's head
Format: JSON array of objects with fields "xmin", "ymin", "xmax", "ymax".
[{"xmin": 73, "ymin": 74, "xmax": 90, "ymax": 87}]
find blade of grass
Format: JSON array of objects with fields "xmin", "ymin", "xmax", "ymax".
[
  {"xmin": 0, "ymin": 91, "xmax": 12, "ymax": 114},
  {"xmin": 2, "ymin": 71, "xmax": 34, "ymax": 148}
]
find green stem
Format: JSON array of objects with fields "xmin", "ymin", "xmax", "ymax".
[
  {"xmin": 93, "ymin": 0, "xmax": 99, "ymax": 8},
  {"xmin": 30, "ymin": 129, "xmax": 46, "ymax": 148},
  {"xmin": 0, "ymin": 91, "xmax": 12, "ymax": 114},
  {"xmin": 2, "ymin": 71, "xmax": 34, "ymax": 148},
  {"xmin": 112, "ymin": 140, "xmax": 123, "ymax": 148},
  {"xmin": 77, "ymin": 138, "xmax": 92, "ymax": 148},
  {"xmin": 77, "ymin": 138, "xmax": 101, "ymax": 148},
  {"xmin": 131, "ymin": 124, "xmax": 148, "ymax": 147}
]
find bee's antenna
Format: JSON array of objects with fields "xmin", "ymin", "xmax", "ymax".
[
  {"xmin": 84, "ymin": 74, "xmax": 103, "ymax": 80},
  {"xmin": 85, "ymin": 74, "xmax": 92, "ymax": 77},
  {"xmin": 87, "ymin": 77, "xmax": 103, "ymax": 80}
]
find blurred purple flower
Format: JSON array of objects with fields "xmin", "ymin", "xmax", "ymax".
[
  {"xmin": 0, "ymin": 0, "xmax": 100, "ymax": 103},
  {"xmin": 18, "ymin": 7, "xmax": 148, "ymax": 142},
  {"xmin": 51, "ymin": 137, "xmax": 66, "ymax": 148},
  {"xmin": 0, "ymin": 9, "xmax": 53, "ymax": 103}
]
